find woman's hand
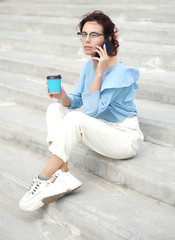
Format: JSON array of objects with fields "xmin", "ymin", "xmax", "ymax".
[
  {"xmin": 46, "ymin": 84, "xmax": 71, "ymax": 107},
  {"xmin": 92, "ymin": 44, "xmax": 109, "ymax": 76}
]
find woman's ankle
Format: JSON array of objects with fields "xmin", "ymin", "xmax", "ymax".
[{"xmin": 60, "ymin": 162, "xmax": 68, "ymax": 172}]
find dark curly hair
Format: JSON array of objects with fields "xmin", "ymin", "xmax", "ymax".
[{"xmin": 78, "ymin": 10, "xmax": 119, "ymax": 56}]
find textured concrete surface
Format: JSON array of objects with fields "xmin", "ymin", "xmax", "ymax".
[
  {"xmin": 0, "ymin": 2, "xmax": 174, "ymax": 24},
  {"xmin": 0, "ymin": 0, "xmax": 175, "ymax": 239},
  {"xmin": 0, "ymin": 140, "xmax": 175, "ymax": 240}
]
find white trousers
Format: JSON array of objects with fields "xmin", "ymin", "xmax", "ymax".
[{"xmin": 46, "ymin": 103, "xmax": 144, "ymax": 162}]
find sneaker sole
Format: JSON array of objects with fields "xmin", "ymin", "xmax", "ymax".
[
  {"xmin": 66, "ymin": 183, "xmax": 82, "ymax": 194},
  {"xmin": 19, "ymin": 200, "xmax": 44, "ymax": 212},
  {"xmin": 42, "ymin": 191, "xmax": 67, "ymax": 204},
  {"xmin": 42, "ymin": 184, "xmax": 82, "ymax": 205}
]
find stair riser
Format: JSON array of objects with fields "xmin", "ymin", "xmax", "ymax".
[
  {"xmin": 0, "ymin": 59, "xmax": 79, "ymax": 85},
  {"xmin": 0, "ymin": 4, "xmax": 174, "ymax": 23},
  {"xmin": 0, "ymin": 19, "xmax": 76, "ymax": 36},
  {"xmin": 118, "ymin": 49, "xmax": 175, "ymax": 71},
  {"xmin": 136, "ymin": 89, "xmax": 175, "ymax": 105},
  {"xmin": 140, "ymin": 121, "xmax": 175, "ymax": 147},
  {"xmin": 119, "ymin": 28, "xmax": 175, "ymax": 46},
  {"xmin": 0, "ymin": 86, "xmax": 50, "ymax": 111},
  {"xmin": 3, "ymin": 0, "xmax": 175, "ymax": 4},
  {"xmin": 0, "ymin": 37, "xmax": 81, "ymax": 59}
]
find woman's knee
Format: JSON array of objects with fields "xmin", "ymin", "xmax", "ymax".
[
  {"xmin": 63, "ymin": 111, "xmax": 85, "ymax": 130},
  {"xmin": 47, "ymin": 102, "xmax": 62, "ymax": 115}
]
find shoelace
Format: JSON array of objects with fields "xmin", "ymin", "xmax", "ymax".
[
  {"xmin": 51, "ymin": 173, "xmax": 59, "ymax": 183},
  {"xmin": 28, "ymin": 178, "xmax": 42, "ymax": 195}
]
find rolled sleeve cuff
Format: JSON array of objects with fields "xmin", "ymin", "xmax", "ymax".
[{"xmin": 66, "ymin": 94, "xmax": 77, "ymax": 109}]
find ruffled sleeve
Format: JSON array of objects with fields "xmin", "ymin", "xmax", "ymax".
[
  {"xmin": 82, "ymin": 62, "xmax": 140, "ymax": 119},
  {"xmin": 100, "ymin": 62, "xmax": 140, "ymax": 92}
]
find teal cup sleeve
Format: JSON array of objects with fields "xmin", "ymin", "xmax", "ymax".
[{"xmin": 47, "ymin": 75, "xmax": 61, "ymax": 94}]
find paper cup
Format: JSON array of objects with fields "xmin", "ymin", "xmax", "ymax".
[{"xmin": 47, "ymin": 74, "xmax": 61, "ymax": 94}]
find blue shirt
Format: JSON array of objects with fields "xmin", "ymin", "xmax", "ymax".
[{"xmin": 65, "ymin": 59, "xmax": 140, "ymax": 123}]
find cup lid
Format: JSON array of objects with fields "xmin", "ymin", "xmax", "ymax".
[{"xmin": 47, "ymin": 74, "xmax": 61, "ymax": 79}]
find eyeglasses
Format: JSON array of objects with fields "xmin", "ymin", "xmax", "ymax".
[{"xmin": 77, "ymin": 32, "xmax": 106, "ymax": 41}]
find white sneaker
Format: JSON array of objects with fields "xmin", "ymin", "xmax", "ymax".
[
  {"xmin": 41, "ymin": 170, "xmax": 82, "ymax": 205},
  {"xmin": 19, "ymin": 176, "xmax": 49, "ymax": 212}
]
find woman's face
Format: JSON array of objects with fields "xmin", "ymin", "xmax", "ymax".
[{"xmin": 81, "ymin": 21, "xmax": 105, "ymax": 57}]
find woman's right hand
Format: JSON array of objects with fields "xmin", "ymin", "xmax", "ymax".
[{"xmin": 46, "ymin": 84, "xmax": 71, "ymax": 107}]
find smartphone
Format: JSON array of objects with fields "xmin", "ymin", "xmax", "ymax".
[{"xmin": 94, "ymin": 37, "xmax": 114, "ymax": 58}]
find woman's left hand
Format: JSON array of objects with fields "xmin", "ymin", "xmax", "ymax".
[{"xmin": 91, "ymin": 44, "xmax": 109, "ymax": 76}]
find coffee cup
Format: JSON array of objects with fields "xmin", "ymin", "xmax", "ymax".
[{"xmin": 47, "ymin": 74, "xmax": 62, "ymax": 94}]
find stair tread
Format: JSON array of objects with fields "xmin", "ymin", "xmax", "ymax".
[
  {"xmin": 0, "ymin": 100, "xmax": 174, "ymax": 179},
  {"xmin": 0, "ymin": 13, "xmax": 78, "ymax": 24},
  {"xmin": 0, "ymin": 140, "xmax": 175, "ymax": 240},
  {"xmin": 0, "ymin": 191, "xmax": 77, "ymax": 240}
]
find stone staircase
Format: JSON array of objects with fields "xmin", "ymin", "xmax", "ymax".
[{"xmin": 0, "ymin": 0, "xmax": 175, "ymax": 239}]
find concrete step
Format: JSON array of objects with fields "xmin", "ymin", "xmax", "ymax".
[
  {"xmin": 0, "ymin": 2, "xmax": 174, "ymax": 23},
  {"xmin": 136, "ymin": 99, "xmax": 175, "ymax": 147},
  {"xmin": 0, "ymin": 48, "xmax": 175, "ymax": 92},
  {"xmin": 0, "ymin": 140, "xmax": 175, "ymax": 240},
  {"xmin": 0, "ymin": 15, "xmax": 78, "ymax": 35},
  {"xmin": 0, "ymin": 70, "xmax": 74, "ymax": 110},
  {"xmin": 0, "ymin": 100, "xmax": 175, "ymax": 207},
  {"xmin": 118, "ymin": 20, "xmax": 175, "ymax": 45},
  {"xmin": 119, "ymin": 42, "xmax": 175, "ymax": 71},
  {"xmin": 0, "ymin": 194, "xmax": 76, "ymax": 240},
  {"xmin": 137, "ymin": 68, "xmax": 175, "ymax": 105},
  {"xmin": 0, "ymin": 48, "xmax": 84, "ymax": 85},
  {"xmin": 0, "ymin": 71, "xmax": 175, "ymax": 146},
  {"xmin": 2, "ymin": 0, "xmax": 175, "ymax": 5},
  {"xmin": 0, "ymin": 17, "xmax": 175, "ymax": 46},
  {"xmin": 0, "ymin": 68, "xmax": 175, "ymax": 108},
  {"xmin": 0, "ymin": 50, "xmax": 175, "ymax": 106},
  {"xmin": 0, "ymin": 32, "xmax": 175, "ymax": 71}
]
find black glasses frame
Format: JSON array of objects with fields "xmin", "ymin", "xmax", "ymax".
[{"xmin": 77, "ymin": 32, "xmax": 107, "ymax": 38}]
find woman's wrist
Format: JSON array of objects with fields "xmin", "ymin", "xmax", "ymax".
[
  {"xmin": 61, "ymin": 96, "xmax": 71, "ymax": 107},
  {"xmin": 88, "ymin": 73, "xmax": 103, "ymax": 93},
  {"xmin": 96, "ymin": 71, "xmax": 103, "ymax": 80}
]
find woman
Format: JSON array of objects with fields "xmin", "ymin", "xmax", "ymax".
[{"xmin": 19, "ymin": 10, "xmax": 144, "ymax": 212}]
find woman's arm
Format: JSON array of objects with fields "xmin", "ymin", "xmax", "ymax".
[
  {"xmin": 83, "ymin": 87, "xmax": 122, "ymax": 117},
  {"xmin": 89, "ymin": 44, "xmax": 109, "ymax": 93}
]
